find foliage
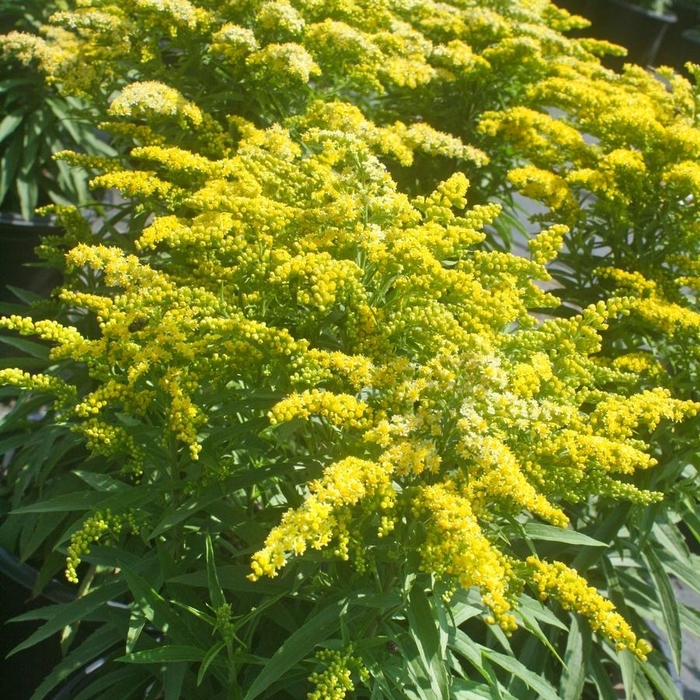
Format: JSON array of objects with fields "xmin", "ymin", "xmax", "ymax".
[
  {"xmin": 0, "ymin": 1, "xmax": 699, "ymax": 698},
  {"xmin": 0, "ymin": 0, "xmax": 112, "ymax": 220},
  {"xmin": 628, "ymin": 0, "xmax": 674, "ymax": 14}
]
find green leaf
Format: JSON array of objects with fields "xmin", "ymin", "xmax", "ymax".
[
  {"xmin": 19, "ymin": 510, "xmax": 69, "ymax": 563},
  {"xmin": 197, "ymin": 640, "xmax": 227, "ymax": 687},
  {"xmin": 407, "ymin": 586, "xmax": 450, "ymax": 700},
  {"xmin": 559, "ymin": 613, "xmax": 590, "ymax": 700},
  {"xmin": 148, "ymin": 480, "xmax": 249, "ymax": 539},
  {"xmin": 28, "ymin": 623, "xmax": 122, "ymax": 700},
  {"xmin": 126, "ymin": 608, "xmax": 147, "ymax": 655},
  {"xmin": 640, "ymin": 650, "xmax": 684, "ymax": 700},
  {"xmin": 452, "ymin": 679, "xmax": 506, "ymax": 699},
  {"xmin": 353, "ymin": 590, "xmax": 403, "ymax": 609},
  {"xmin": 588, "ymin": 652, "xmax": 619, "ymax": 700},
  {"xmin": 72, "ymin": 667, "xmax": 150, "ymax": 700},
  {"xmin": 11, "ymin": 491, "xmax": 109, "ymax": 514},
  {"xmin": 0, "ymin": 334, "xmax": 50, "ymax": 359},
  {"xmin": 163, "ymin": 661, "xmax": 188, "ymax": 700},
  {"xmin": 482, "ymin": 650, "xmax": 559, "ymax": 700},
  {"xmin": 243, "ymin": 599, "xmax": 347, "ymax": 700},
  {"xmin": 0, "ymin": 131, "xmax": 22, "ymax": 205},
  {"xmin": 505, "ymin": 636, "xmax": 546, "ymax": 700},
  {"xmin": 523, "ymin": 523, "xmax": 608, "ymax": 547},
  {"xmin": 118, "ymin": 645, "xmax": 207, "ymax": 664},
  {"xmin": 517, "ymin": 594, "xmax": 568, "ymax": 631},
  {"xmin": 150, "ymin": 462, "xmax": 289, "ymax": 540},
  {"xmin": 618, "ymin": 648, "xmax": 639, "ymax": 699},
  {"xmin": 2, "ymin": 285, "xmax": 51, "ymax": 306},
  {"xmin": 0, "ymin": 113, "xmax": 24, "ymax": 144},
  {"xmin": 120, "ymin": 567, "xmax": 197, "ymax": 645},
  {"xmin": 644, "ymin": 547, "xmax": 682, "ymax": 674},
  {"xmin": 205, "ymin": 532, "xmax": 226, "ymax": 610},
  {"xmin": 572, "ymin": 506, "xmax": 630, "ymax": 572},
  {"xmin": 17, "ymin": 169, "xmax": 39, "ymax": 222},
  {"xmin": 72, "ymin": 470, "xmax": 132, "ymax": 494},
  {"xmin": 516, "ymin": 603, "xmax": 564, "ymax": 666},
  {"xmin": 8, "ymin": 581, "xmax": 125, "ymax": 656},
  {"xmin": 657, "ymin": 550, "xmax": 700, "ymax": 598},
  {"xmin": 679, "ymin": 502, "xmax": 700, "ymax": 544},
  {"xmin": 448, "ymin": 630, "xmax": 501, "ymax": 690},
  {"xmin": 169, "ymin": 565, "xmax": 288, "ymax": 595}
]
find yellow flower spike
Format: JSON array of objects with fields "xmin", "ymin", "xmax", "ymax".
[
  {"xmin": 249, "ymin": 456, "xmax": 393, "ymax": 580},
  {"xmin": 414, "ymin": 481, "xmax": 516, "ymax": 629},
  {"xmin": 246, "ymin": 42, "xmax": 320, "ymax": 84},
  {"xmin": 526, "ymin": 557, "xmax": 651, "ymax": 659},
  {"xmin": 66, "ymin": 509, "xmax": 137, "ymax": 584},
  {"xmin": 256, "ymin": 1, "xmax": 306, "ymax": 38},
  {"xmin": 269, "ymin": 389, "xmax": 370, "ymax": 430},
  {"xmin": 528, "ymin": 224, "xmax": 567, "ymax": 265},
  {"xmin": 0, "ymin": 368, "xmax": 76, "ymax": 403},
  {"xmin": 133, "ymin": 0, "xmax": 210, "ymax": 31},
  {"xmin": 210, "ymin": 23, "xmax": 259, "ymax": 62},
  {"xmin": 109, "ymin": 81, "xmax": 203, "ymax": 126}
]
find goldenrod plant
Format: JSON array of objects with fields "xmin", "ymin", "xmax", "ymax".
[
  {"xmin": 0, "ymin": 1, "xmax": 699, "ymax": 699},
  {"xmin": 0, "ymin": 0, "xmax": 113, "ymax": 220}
]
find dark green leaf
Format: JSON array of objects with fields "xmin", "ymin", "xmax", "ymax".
[
  {"xmin": 0, "ymin": 131, "xmax": 22, "ymax": 204},
  {"xmin": 197, "ymin": 640, "xmax": 226, "ymax": 687},
  {"xmin": 9, "ymin": 581, "xmax": 125, "ymax": 656},
  {"xmin": 448, "ymin": 630, "xmax": 501, "ymax": 690},
  {"xmin": 640, "ymin": 650, "xmax": 684, "ymax": 700},
  {"xmin": 523, "ymin": 523, "xmax": 608, "ymax": 547},
  {"xmin": 407, "ymin": 586, "xmax": 450, "ymax": 699},
  {"xmin": 644, "ymin": 547, "xmax": 682, "ymax": 674},
  {"xmin": 483, "ymin": 650, "xmax": 559, "ymax": 700},
  {"xmin": 73, "ymin": 470, "xmax": 132, "ymax": 494},
  {"xmin": 72, "ymin": 667, "xmax": 150, "ymax": 700},
  {"xmin": 0, "ymin": 113, "xmax": 24, "ymax": 144},
  {"xmin": 589, "ymin": 652, "xmax": 619, "ymax": 700},
  {"xmin": 119, "ymin": 645, "xmax": 206, "ymax": 664},
  {"xmin": 559, "ymin": 613, "xmax": 590, "ymax": 700},
  {"xmin": 243, "ymin": 599, "xmax": 347, "ymax": 700},
  {"xmin": 28, "ymin": 624, "xmax": 122, "ymax": 700},
  {"xmin": 205, "ymin": 532, "xmax": 226, "ymax": 609},
  {"xmin": 163, "ymin": 661, "xmax": 188, "ymax": 700},
  {"xmin": 121, "ymin": 567, "xmax": 197, "ymax": 645},
  {"xmin": 11, "ymin": 491, "xmax": 109, "ymax": 514},
  {"xmin": 169, "ymin": 565, "xmax": 288, "ymax": 595}
]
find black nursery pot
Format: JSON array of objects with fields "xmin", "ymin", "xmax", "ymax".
[
  {"xmin": 0, "ymin": 213, "xmax": 62, "ymax": 304},
  {"xmin": 595, "ymin": 0, "xmax": 678, "ymax": 69},
  {"xmin": 657, "ymin": 27, "xmax": 700, "ymax": 74},
  {"xmin": 552, "ymin": 0, "xmax": 604, "ymax": 36},
  {"xmin": 553, "ymin": 0, "xmax": 603, "ymax": 22}
]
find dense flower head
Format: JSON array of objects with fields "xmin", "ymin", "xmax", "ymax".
[
  {"xmin": 4, "ymin": 0, "xmax": 700, "ymax": 685},
  {"xmin": 527, "ymin": 556, "xmax": 653, "ymax": 659},
  {"xmin": 4, "ymin": 107, "xmax": 696, "ymax": 649}
]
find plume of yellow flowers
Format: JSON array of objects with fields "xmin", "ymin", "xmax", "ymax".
[
  {"xmin": 2, "ymin": 111, "xmax": 695, "ymax": 659},
  {"xmin": 4, "ymin": 0, "xmax": 700, "ymax": 671}
]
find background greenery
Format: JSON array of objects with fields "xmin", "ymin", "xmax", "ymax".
[{"xmin": 0, "ymin": 1, "xmax": 699, "ymax": 698}]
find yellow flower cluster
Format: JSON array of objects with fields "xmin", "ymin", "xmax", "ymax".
[
  {"xmin": 7, "ymin": 116, "xmax": 687, "ymax": 647},
  {"xmin": 527, "ymin": 557, "xmax": 653, "ymax": 660},
  {"xmin": 247, "ymin": 42, "xmax": 320, "ymax": 84},
  {"xmin": 65, "ymin": 509, "xmax": 138, "ymax": 583},
  {"xmin": 249, "ymin": 456, "xmax": 394, "ymax": 578},
  {"xmin": 268, "ymin": 389, "xmax": 369, "ymax": 429},
  {"xmin": 0, "ymin": 368, "xmax": 76, "ymax": 403},
  {"xmin": 414, "ymin": 481, "xmax": 517, "ymax": 631},
  {"xmin": 308, "ymin": 647, "xmax": 368, "ymax": 700},
  {"xmin": 4, "ymin": 1, "xmax": 699, "ymax": 658},
  {"xmin": 108, "ymin": 81, "xmax": 203, "ymax": 126}
]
